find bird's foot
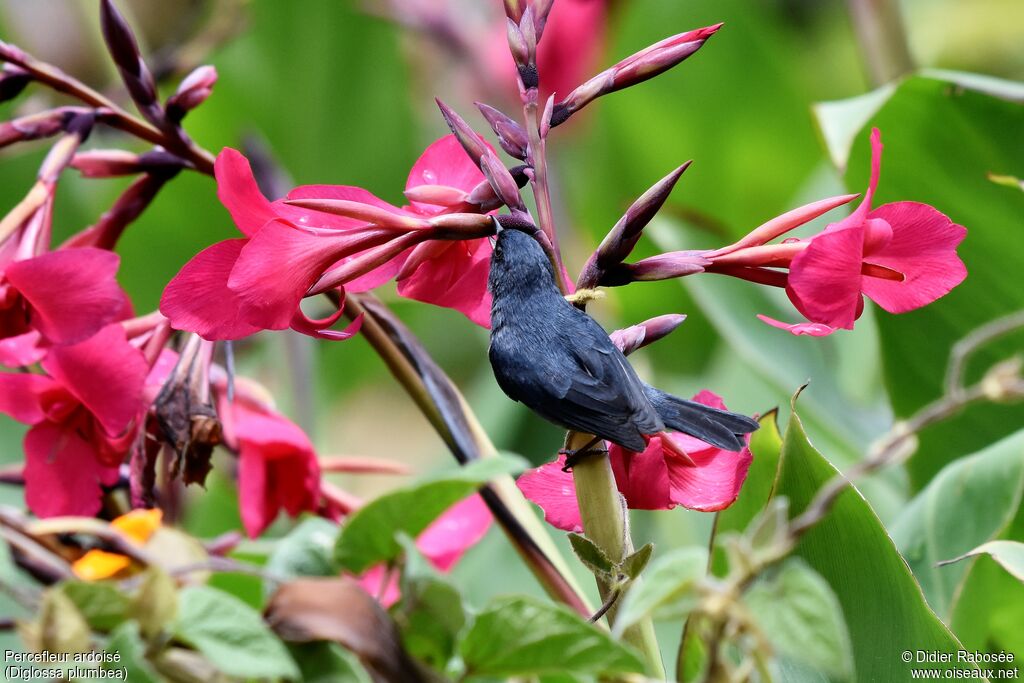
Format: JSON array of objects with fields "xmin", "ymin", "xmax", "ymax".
[{"xmin": 559, "ymin": 444, "xmax": 609, "ymax": 471}]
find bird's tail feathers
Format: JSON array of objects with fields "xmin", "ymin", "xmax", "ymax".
[{"xmin": 647, "ymin": 387, "xmax": 759, "ymax": 452}]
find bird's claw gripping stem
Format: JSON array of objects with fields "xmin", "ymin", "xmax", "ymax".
[{"xmin": 560, "ymin": 436, "xmax": 608, "ymax": 471}]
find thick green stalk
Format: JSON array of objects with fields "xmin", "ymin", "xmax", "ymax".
[{"xmin": 570, "ymin": 432, "xmax": 666, "ymax": 678}]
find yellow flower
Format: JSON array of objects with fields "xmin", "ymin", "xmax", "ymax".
[{"xmin": 71, "ymin": 509, "xmax": 163, "ymax": 581}]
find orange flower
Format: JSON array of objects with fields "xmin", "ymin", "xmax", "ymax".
[{"xmin": 71, "ymin": 509, "xmax": 162, "ymax": 581}]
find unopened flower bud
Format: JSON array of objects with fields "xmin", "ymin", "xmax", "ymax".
[
  {"xmin": 601, "ymin": 162, "xmax": 690, "ymax": 266},
  {"xmin": 476, "ymin": 102, "xmax": 528, "ymax": 160},
  {"xmin": 609, "ymin": 314, "xmax": 687, "ymax": 355},
  {"xmin": 0, "ymin": 64, "xmax": 31, "ymax": 103},
  {"xmin": 404, "ymin": 184, "xmax": 469, "ymax": 208},
  {"xmin": 428, "ymin": 212, "xmax": 496, "ymax": 239},
  {"xmin": 70, "ymin": 148, "xmax": 183, "ymax": 179},
  {"xmin": 0, "ymin": 108, "xmax": 73, "ymax": 149},
  {"xmin": 613, "ymin": 251, "xmax": 711, "ymax": 285},
  {"xmin": 284, "ymin": 198, "xmax": 430, "ymax": 230},
  {"xmin": 715, "ymin": 193, "xmax": 859, "ymax": 255},
  {"xmin": 100, "ymin": 0, "xmax": 159, "ymax": 113},
  {"xmin": 553, "ymin": 24, "xmax": 722, "ymax": 126},
  {"xmin": 503, "ymin": 0, "xmax": 525, "ymax": 22},
  {"xmin": 436, "ymin": 98, "xmax": 488, "ymax": 171},
  {"xmin": 532, "ymin": 0, "xmax": 556, "ymax": 41},
  {"xmin": 166, "ymin": 65, "xmax": 217, "ymax": 123},
  {"xmin": 481, "ymin": 151, "xmax": 526, "ymax": 211}
]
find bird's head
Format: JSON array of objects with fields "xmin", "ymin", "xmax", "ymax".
[{"xmin": 489, "ymin": 214, "xmax": 559, "ymax": 297}]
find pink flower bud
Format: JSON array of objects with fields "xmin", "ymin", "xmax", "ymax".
[
  {"xmin": 436, "ymin": 99, "xmax": 488, "ymax": 170},
  {"xmin": 476, "ymin": 102, "xmax": 528, "ymax": 160},
  {"xmin": 283, "ymin": 198, "xmax": 431, "ymax": 230},
  {"xmin": 553, "ymin": 23, "xmax": 722, "ymax": 126},
  {"xmin": 0, "ymin": 109, "xmax": 69, "ymax": 149},
  {"xmin": 480, "ymin": 151, "xmax": 526, "ymax": 211},
  {"xmin": 0, "ymin": 64, "xmax": 30, "ymax": 102},
  {"xmin": 166, "ymin": 65, "xmax": 217, "ymax": 122},
  {"xmin": 609, "ymin": 314, "xmax": 687, "ymax": 355},
  {"xmin": 621, "ymin": 251, "xmax": 712, "ymax": 284}
]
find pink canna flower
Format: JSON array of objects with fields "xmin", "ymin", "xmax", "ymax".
[
  {"xmin": 756, "ymin": 315, "xmax": 837, "ymax": 337},
  {"xmin": 0, "ymin": 323, "xmax": 148, "ymax": 516},
  {"xmin": 357, "ymin": 493, "xmax": 492, "ymax": 606},
  {"xmin": 785, "ymin": 129, "xmax": 967, "ymax": 330},
  {"xmin": 517, "ymin": 391, "xmax": 753, "ymax": 532},
  {"xmin": 216, "ymin": 381, "xmax": 321, "ymax": 539},
  {"xmin": 0, "ymin": 247, "xmax": 129, "ymax": 367}
]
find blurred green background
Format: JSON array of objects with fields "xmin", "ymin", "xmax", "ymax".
[{"xmin": 1, "ymin": 0, "xmax": 1022, "ymax": 671}]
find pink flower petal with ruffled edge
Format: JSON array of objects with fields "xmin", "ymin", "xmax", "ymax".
[
  {"xmin": 0, "ymin": 372, "xmax": 57, "ymax": 424},
  {"xmin": 230, "ymin": 402, "xmax": 320, "ymax": 538},
  {"xmin": 516, "ymin": 455, "xmax": 582, "ymax": 533},
  {"xmin": 41, "ymin": 324, "xmax": 148, "ymax": 437},
  {"xmin": 215, "ymin": 149, "xmax": 277, "ymax": 237},
  {"xmin": 861, "ymin": 202, "xmax": 967, "ymax": 314},
  {"xmin": 6, "ymin": 248, "xmax": 126, "ymax": 345},
  {"xmin": 406, "ymin": 135, "xmax": 488, "ymax": 198},
  {"xmin": 397, "ymin": 239, "xmax": 493, "ymax": 327},
  {"xmin": 756, "ymin": 314, "xmax": 837, "ymax": 337},
  {"xmin": 786, "ymin": 224, "xmax": 865, "ymax": 330},
  {"xmin": 24, "ymin": 421, "xmax": 120, "ymax": 517},
  {"xmin": 417, "ymin": 493, "xmax": 492, "ymax": 571},
  {"xmin": 160, "ymin": 239, "xmax": 261, "ymax": 340},
  {"xmin": 607, "ymin": 443, "xmax": 674, "ymax": 510},
  {"xmin": 0, "ymin": 330, "xmax": 46, "ymax": 367}
]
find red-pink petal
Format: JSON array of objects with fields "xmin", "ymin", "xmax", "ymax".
[
  {"xmin": 228, "ymin": 220, "xmax": 383, "ymax": 331},
  {"xmin": 160, "ymin": 239, "xmax": 262, "ymax": 340},
  {"xmin": 786, "ymin": 225, "xmax": 865, "ymax": 330},
  {"xmin": 231, "ymin": 402, "xmax": 320, "ymax": 538},
  {"xmin": 41, "ymin": 323, "xmax": 148, "ymax": 437},
  {"xmin": 756, "ymin": 314, "xmax": 838, "ymax": 337},
  {"xmin": 0, "ymin": 329, "xmax": 46, "ymax": 367},
  {"xmin": 290, "ymin": 307, "xmax": 363, "ymax": 342},
  {"xmin": 215, "ymin": 148, "xmax": 277, "ymax": 237},
  {"xmin": 23, "ymin": 421, "xmax": 120, "ymax": 517},
  {"xmin": 664, "ymin": 437, "xmax": 753, "ymax": 512},
  {"xmin": 861, "ymin": 202, "xmax": 967, "ymax": 314},
  {"xmin": 6, "ymin": 248, "xmax": 125, "ymax": 345},
  {"xmin": 608, "ymin": 442, "xmax": 674, "ymax": 510},
  {"xmin": 0, "ymin": 372, "xmax": 56, "ymax": 424},
  {"xmin": 285, "ymin": 185, "xmax": 402, "ymax": 231},
  {"xmin": 416, "ymin": 494, "xmax": 492, "ymax": 572},
  {"xmin": 406, "ymin": 135, "xmax": 488, "ymax": 196},
  {"xmin": 516, "ymin": 456, "xmax": 583, "ymax": 533},
  {"xmin": 396, "ymin": 239, "xmax": 493, "ymax": 327},
  {"xmin": 355, "ymin": 565, "xmax": 401, "ymax": 607}
]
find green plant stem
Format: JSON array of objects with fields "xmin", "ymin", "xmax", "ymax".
[
  {"xmin": 846, "ymin": 0, "xmax": 914, "ymax": 86},
  {"xmin": 569, "ymin": 432, "xmax": 666, "ymax": 678}
]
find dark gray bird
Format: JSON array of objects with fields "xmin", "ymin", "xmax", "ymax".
[{"xmin": 488, "ymin": 222, "xmax": 759, "ymax": 460}]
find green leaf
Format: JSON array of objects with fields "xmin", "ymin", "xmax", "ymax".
[
  {"xmin": 334, "ymin": 456, "xmax": 526, "ymax": 573},
  {"xmin": 459, "ymin": 596, "xmax": 644, "ymax": 679},
  {"xmin": 620, "ymin": 543, "xmax": 654, "ymax": 580},
  {"xmin": 744, "ymin": 558, "xmax": 853, "ymax": 679},
  {"xmin": 567, "ymin": 533, "xmax": 616, "ymax": 578},
  {"xmin": 129, "ymin": 567, "xmax": 178, "ymax": 641},
  {"xmin": 393, "ymin": 535, "xmax": 466, "ymax": 670},
  {"xmin": 611, "ymin": 547, "xmax": 707, "ymax": 637},
  {"xmin": 813, "ymin": 84, "xmax": 898, "ymax": 170},
  {"xmin": 288, "ymin": 642, "xmax": 374, "ymax": 683},
  {"xmin": 890, "ymin": 429, "xmax": 1024, "ymax": 619},
  {"xmin": 773, "ymin": 410, "xmax": 971, "ymax": 680},
  {"xmin": 265, "ymin": 517, "xmax": 339, "ymax": 597},
  {"xmin": 173, "ymin": 585, "xmax": 300, "ymax": 680},
  {"xmin": 940, "ymin": 540, "xmax": 1024, "ymax": 583},
  {"xmin": 105, "ymin": 622, "xmax": 160, "ymax": 683},
  {"xmin": 57, "ymin": 581, "xmax": 129, "ymax": 632},
  {"xmin": 842, "ymin": 74, "xmax": 1024, "ymax": 489}
]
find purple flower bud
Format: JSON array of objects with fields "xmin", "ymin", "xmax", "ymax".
[
  {"xmin": 436, "ymin": 98, "xmax": 488, "ymax": 171},
  {"xmin": 532, "ymin": 0, "xmax": 556, "ymax": 41},
  {"xmin": 609, "ymin": 314, "xmax": 687, "ymax": 356},
  {"xmin": 476, "ymin": 102, "xmax": 528, "ymax": 160},
  {"xmin": 0, "ymin": 108, "xmax": 75, "ymax": 150},
  {"xmin": 70, "ymin": 149, "xmax": 183, "ymax": 178},
  {"xmin": 100, "ymin": 0, "xmax": 160, "ymax": 114},
  {"xmin": 428, "ymin": 212, "xmax": 497, "ymax": 239},
  {"xmin": 600, "ymin": 162, "xmax": 690, "ymax": 266},
  {"xmin": 553, "ymin": 23, "xmax": 722, "ymax": 126},
  {"xmin": 166, "ymin": 65, "xmax": 218, "ymax": 123},
  {"xmin": 506, "ymin": 18, "xmax": 530, "ymax": 70},
  {"xmin": 503, "ymin": 0, "xmax": 525, "ymax": 22},
  {"xmin": 0, "ymin": 65, "xmax": 31, "ymax": 103},
  {"xmin": 480, "ymin": 151, "xmax": 526, "ymax": 212}
]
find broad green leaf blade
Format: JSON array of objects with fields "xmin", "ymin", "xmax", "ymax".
[
  {"xmin": 843, "ymin": 74, "xmax": 1024, "ymax": 489},
  {"xmin": 744, "ymin": 558, "xmax": 853, "ymax": 679},
  {"xmin": 57, "ymin": 581, "xmax": 129, "ymax": 632},
  {"xmin": 265, "ymin": 517, "xmax": 339, "ymax": 597},
  {"xmin": 459, "ymin": 596, "xmax": 644, "ymax": 679},
  {"xmin": 334, "ymin": 456, "xmax": 526, "ymax": 574},
  {"xmin": 813, "ymin": 84, "xmax": 898, "ymax": 170},
  {"xmin": 890, "ymin": 429, "xmax": 1024, "ymax": 619},
  {"xmin": 611, "ymin": 547, "xmax": 708, "ymax": 637},
  {"xmin": 173, "ymin": 585, "xmax": 300, "ymax": 680},
  {"xmin": 941, "ymin": 541, "xmax": 1024, "ymax": 583},
  {"xmin": 774, "ymin": 411, "xmax": 970, "ymax": 681}
]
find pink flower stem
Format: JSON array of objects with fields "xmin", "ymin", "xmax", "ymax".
[
  {"xmin": 0, "ymin": 40, "xmax": 215, "ymax": 174},
  {"xmin": 522, "ymin": 96, "xmax": 568, "ymax": 294}
]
